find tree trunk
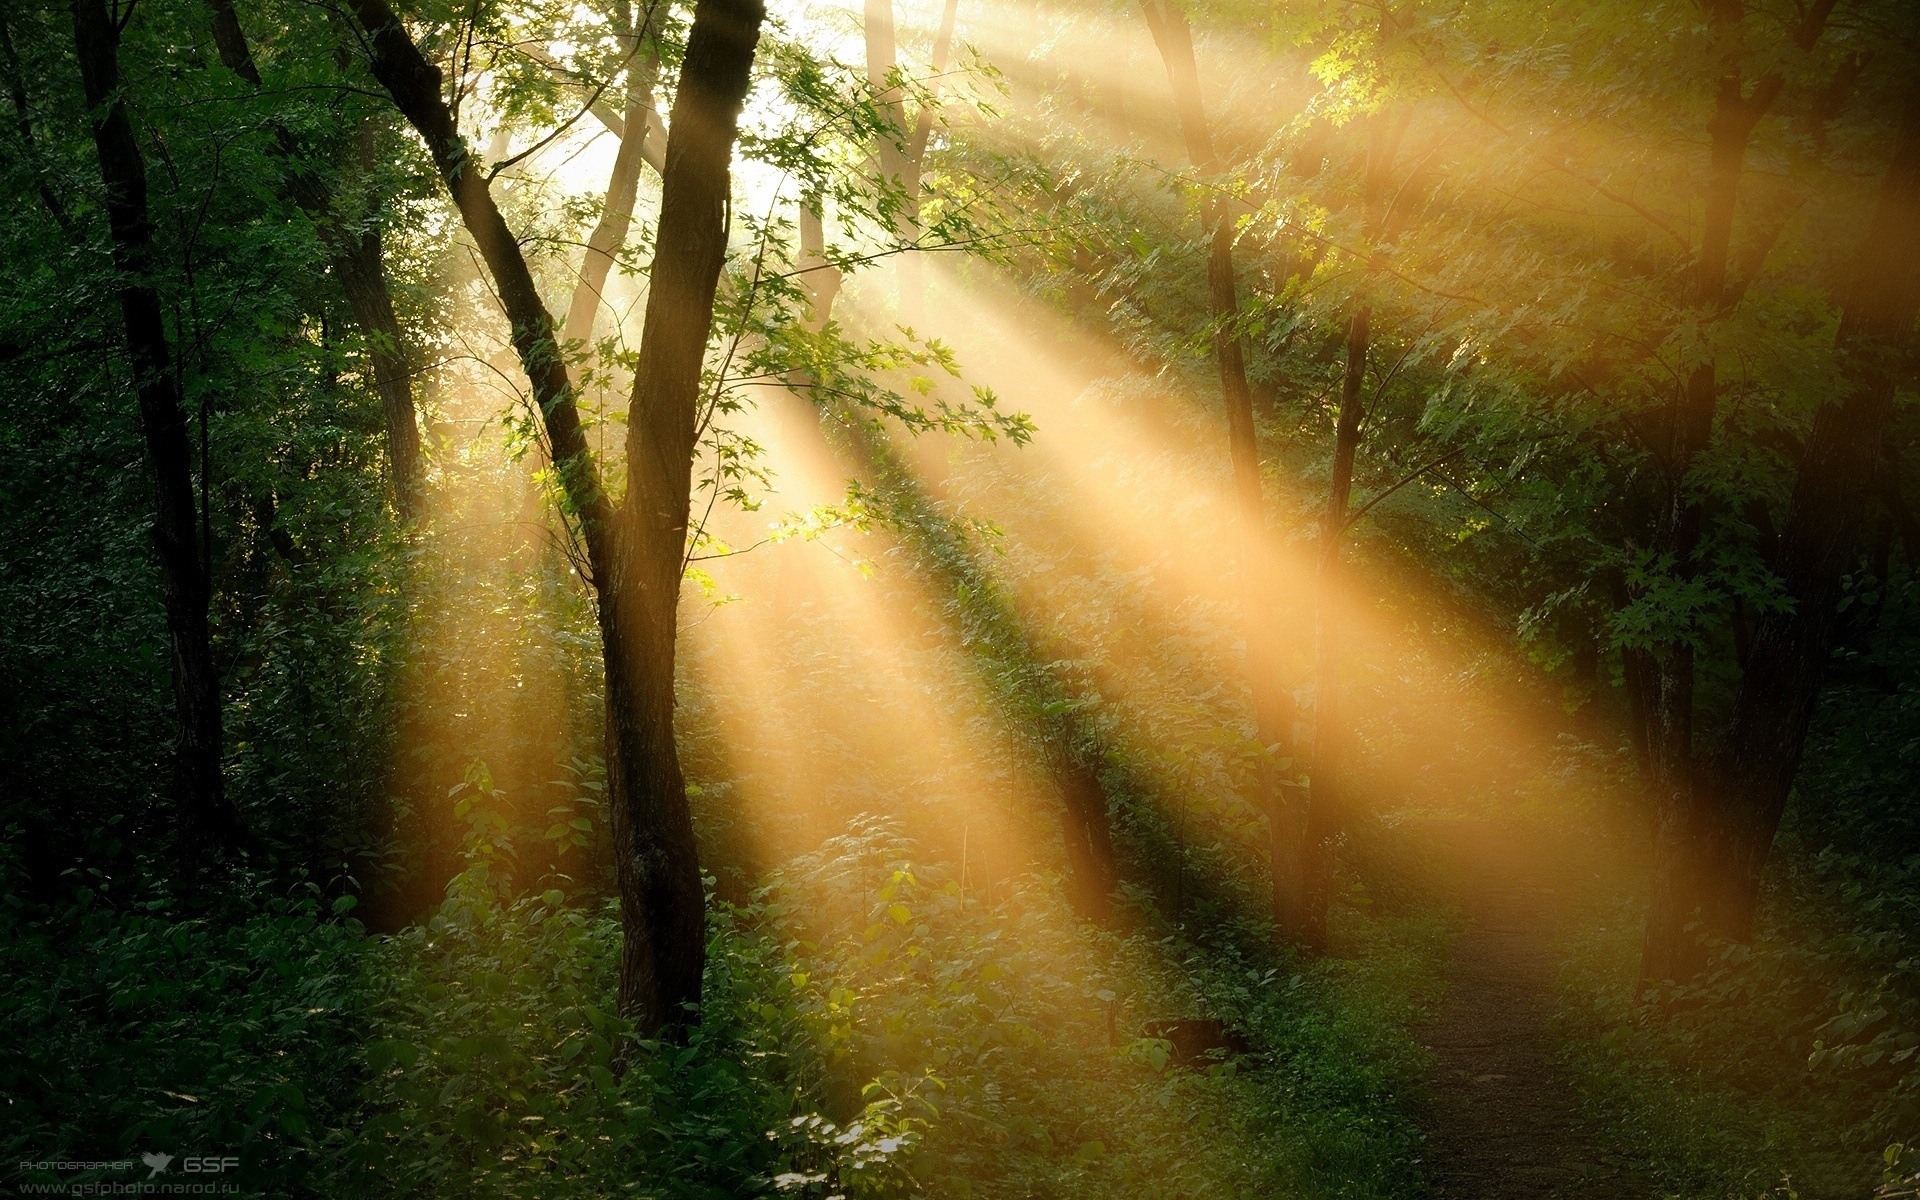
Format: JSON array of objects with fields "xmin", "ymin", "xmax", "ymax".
[
  {"xmin": 334, "ymin": 222, "xmax": 423, "ymax": 518},
  {"xmin": 1046, "ymin": 737, "xmax": 1118, "ymax": 923},
  {"xmin": 561, "ymin": 5, "xmax": 662, "ymax": 355},
  {"xmin": 890, "ymin": 0, "xmax": 958, "ymax": 323},
  {"xmin": 791, "ymin": 194, "xmax": 1119, "ymax": 922},
  {"xmin": 1140, "ymin": 0, "xmax": 1296, "ymax": 935},
  {"xmin": 863, "ymin": 0, "xmax": 923, "ymax": 321},
  {"xmin": 795, "ymin": 191, "xmax": 841, "ymax": 331},
  {"xmin": 349, "ymin": 0, "xmax": 764, "ymax": 1032},
  {"xmin": 607, "ymin": 0, "xmax": 764, "ymax": 1032},
  {"xmin": 1700, "ymin": 78, "xmax": 1920, "ymax": 946},
  {"xmin": 4, "ymin": 14, "xmax": 72, "ymax": 229},
  {"xmin": 71, "ymin": 0, "xmax": 241, "ymax": 850},
  {"xmin": 1638, "ymin": 0, "xmax": 1836, "ymax": 985},
  {"xmin": 204, "ymin": 0, "xmax": 422, "ymax": 517},
  {"xmin": 1298, "ymin": 306, "xmax": 1369, "ymax": 951}
]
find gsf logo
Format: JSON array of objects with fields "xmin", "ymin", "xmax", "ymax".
[{"xmin": 182, "ymin": 1157, "xmax": 240, "ymax": 1173}]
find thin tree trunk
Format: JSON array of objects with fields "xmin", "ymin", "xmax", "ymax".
[
  {"xmin": 349, "ymin": 0, "xmax": 764, "ymax": 1031},
  {"xmin": 1298, "ymin": 306, "xmax": 1369, "ymax": 951},
  {"xmin": 790, "ymin": 186, "xmax": 1119, "ymax": 919},
  {"xmin": 334, "ymin": 221, "xmax": 423, "ymax": 517},
  {"xmin": 792, "ymin": 178, "xmax": 1117, "ymax": 923},
  {"xmin": 892, "ymin": 0, "xmax": 958, "ymax": 323},
  {"xmin": 561, "ymin": 5, "xmax": 663, "ymax": 355},
  {"xmin": 525, "ymin": 40, "xmax": 667, "ymax": 173},
  {"xmin": 1291, "ymin": 97, "xmax": 1406, "ymax": 949},
  {"xmin": 204, "ymin": 0, "xmax": 422, "ymax": 517},
  {"xmin": 1639, "ymin": 0, "xmax": 1835, "ymax": 985},
  {"xmin": 71, "ymin": 0, "xmax": 241, "ymax": 850},
  {"xmin": 1702, "ymin": 78, "xmax": 1920, "ymax": 945},
  {"xmin": 4, "ymin": 15, "xmax": 71, "ymax": 229},
  {"xmin": 1140, "ymin": 0, "xmax": 1296, "ymax": 935}
]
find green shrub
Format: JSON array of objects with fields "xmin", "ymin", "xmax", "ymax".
[
  {"xmin": 343, "ymin": 816, "xmax": 1435, "ymax": 1198},
  {"xmin": 0, "ymin": 842, "xmax": 367, "ymax": 1197}
]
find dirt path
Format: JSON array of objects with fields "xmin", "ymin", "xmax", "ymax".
[{"xmin": 1414, "ymin": 821, "xmax": 1600, "ymax": 1199}]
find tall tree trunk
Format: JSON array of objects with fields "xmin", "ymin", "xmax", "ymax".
[
  {"xmin": 204, "ymin": 0, "xmax": 422, "ymax": 517},
  {"xmin": 1639, "ymin": 0, "xmax": 1833, "ymax": 985},
  {"xmin": 71, "ymin": 0, "xmax": 241, "ymax": 850},
  {"xmin": 1297, "ymin": 306, "xmax": 1369, "ymax": 951},
  {"xmin": 855, "ymin": 0, "xmax": 1119, "ymax": 921},
  {"xmin": 335, "ymin": 221, "xmax": 423, "ymax": 518},
  {"xmin": 1701, "ymin": 79, "xmax": 1920, "ymax": 945},
  {"xmin": 1140, "ymin": 0, "xmax": 1296, "ymax": 936},
  {"xmin": 349, "ymin": 0, "xmax": 764, "ymax": 1032},
  {"xmin": 607, "ymin": 0, "xmax": 763, "ymax": 1033},
  {"xmin": 526, "ymin": 39, "xmax": 667, "ymax": 173},
  {"xmin": 1291, "ymin": 98, "xmax": 1404, "ymax": 949},
  {"xmin": 561, "ymin": 3, "xmax": 663, "ymax": 355}
]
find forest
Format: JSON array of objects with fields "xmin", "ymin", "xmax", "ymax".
[{"xmin": 4, "ymin": 0, "xmax": 1920, "ymax": 1194}]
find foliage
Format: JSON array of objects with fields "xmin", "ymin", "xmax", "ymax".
[
  {"xmin": 0, "ymin": 846, "xmax": 367, "ymax": 1196},
  {"xmin": 9, "ymin": 0, "xmax": 1920, "ymax": 1194},
  {"xmin": 1549, "ymin": 578, "xmax": 1920, "ymax": 1196},
  {"xmin": 340, "ymin": 811, "xmax": 1436, "ymax": 1198}
]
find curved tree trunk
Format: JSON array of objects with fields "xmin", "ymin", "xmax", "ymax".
[
  {"xmin": 350, "ymin": 0, "xmax": 764, "ymax": 1032},
  {"xmin": 561, "ymin": 6, "xmax": 663, "ymax": 356},
  {"xmin": 607, "ymin": 0, "xmax": 764, "ymax": 1032},
  {"xmin": 854, "ymin": 0, "xmax": 1117, "ymax": 921},
  {"xmin": 893, "ymin": 0, "xmax": 958, "ymax": 323}
]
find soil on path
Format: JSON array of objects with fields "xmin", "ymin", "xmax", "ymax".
[{"xmin": 1413, "ymin": 820, "xmax": 1601, "ymax": 1199}]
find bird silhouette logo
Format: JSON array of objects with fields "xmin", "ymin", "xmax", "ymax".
[{"xmin": 141, "ymin": 1152, "xmax": 173, "ymax": 1177}]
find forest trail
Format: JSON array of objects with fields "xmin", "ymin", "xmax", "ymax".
[{"xmin": 1414, "ymin": 820, "xmax": 1601, "ymax": 1199}]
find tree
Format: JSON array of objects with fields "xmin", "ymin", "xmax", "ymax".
[
  {"xmin": 201, "ymin": 0, "xmax": 424, "ymax": 518},
  {"xmin": 1296, "ymin": 93, "xmax": 1414, "ymax": 949},
  {"xmin": 859, "ymin": 0, "xmax": 956, "ymax": 324},
  {"xmin": 1639, "ymin": 0, "xmax": 1842, "ymax": 986},
  {"xmin": 348, "ymin": 0, "xmax": 766, "ymax": 1032},
  {"xmin": 1678, "ymin": 75, "xmax": 1920, "ymax": 970},
  {"xmin": 1140, "ymin": 0, "xmax": 1297, "ymax": 940},
  {"xmin": 559, "ymin": 0, "xmax": 665, "ymax": 356},
  {"xmin": 69, "ymin": 0, "xmax": 244, "ymax": 855},
  {"xmin": 805, "ymin": 5, "xmax": 1121, "ymax": 920}
]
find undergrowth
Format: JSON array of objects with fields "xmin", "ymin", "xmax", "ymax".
[
  {"xmin": 1550, "ymin": 587, "xmax": 1920, "ymax": 1199},
  {"xmin": 3, "ymin": 814, "xmax": 1441, "ymax": 1198},
  {"xmin": 345, "ymin": 816, "xmax": 1438, "ymax": 1198}
]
